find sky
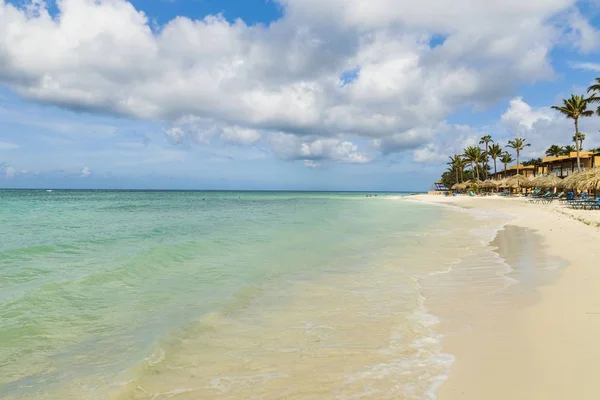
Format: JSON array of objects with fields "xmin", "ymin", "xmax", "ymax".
[{"xmin": 2, "ymin": 0, "xmax": 600, "ymax": 190}]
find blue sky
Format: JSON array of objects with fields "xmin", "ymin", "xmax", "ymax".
[{"xmin": 1, "ymin": 0, "xmax": 600, "ymax": 190}]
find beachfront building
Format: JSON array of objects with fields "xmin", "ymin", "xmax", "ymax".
[
  {"xmin": 489, "ymin": 152, "xmax": 600, "ymax": 180},
  {"xmin": 491, "ymin": 164, "xmax": 536, "ymax": 180},
  {"xmin": 542, "ymin": 151, "xmax": 600, "ymax": 177}
]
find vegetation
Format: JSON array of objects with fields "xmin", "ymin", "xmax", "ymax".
[
  {"xmin": 551, "ymin": 95, "xmax": 593, "ymax": 172},
  {"xmin": 500, "ymin": 153, "xmax": 513, "ymax": 175},
  {"xmin": 506, "ymin": 138, "xmax": 530, "ymax": 175},
  {"xmin": 488, "ymin": 143, "xmax": 502, "ymax": 176},
  {"xmin": 438, "ymin": 82, "xmax": 600, "ymax": 187},
  {"xmin": 546, "ymin": 145, "xmax": 564, "ymax": 157}
]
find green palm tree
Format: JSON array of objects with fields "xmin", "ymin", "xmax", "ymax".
[
  {"xmin": 573, "ymin": 132, "xmax": 586, "ymax": 155},
  {"xmin": 447, "ymin": 155, "xmax": 465, "ymax": 185},
  {"xmin": 545, "ymin": 145, "xmax": 564, "ymax": 157},
  {"xmin": 479, "ymin": 135, "xmax": 493, "ymax": 179},
  {"xmin": 506, "ymin": 138, "xmax": 530, "ymax": 175},
  {"xmin": 562, "ymin": 145, "xmax": 576, "ymax": 155},
  {"xmin": 551, "ymin": 95, "xmax": 593, "ymax": 172},
  {"xmin": 586, "ymin": 78, "xmax": 600, "ymax": 115},
  {"xmin": 463, "ymin": 146, "xmax": 486, "ymax": 180},
  {"xmin": 487, "ymin": 143, "xmax": 502, "ymax": 178},
  {"xmin": 500, "ymin": 152, "xmax": 513, "ymax": 176}
]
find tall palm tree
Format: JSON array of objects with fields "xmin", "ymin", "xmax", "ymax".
[
  {"xmin": 562, "ymin": 145, "xmax": 576, "ymax": 155},
  {"xmin": 479, "ymin": 135, "xmax": 493, "ymax": 179},
  {"xmin": 500, "ymin": 153, "xmax": 513, "ymax": 176},
  {"xmin": 447, "ymin": 155, "xmax": 465, "ymax": 184},
  {"xmin": 545, "ymin": 145, "xmax": 564, "ymax": 157},
  {"xmin": 463, "ymin": 146, "xmax": 486, "ymax": 180},
  {"xmin": 586, "ymin": 78, "xmax": 600, "ymax": 115},
  {"xmin": 506, "ymin": 138, "xmax": 530, "ymax": 175},
  {"xmin": 487, "ymin": 143, "xmax": 502, "ymax": 178},
  {"xmin": 573, "ymin": 132, "xmax": 586, "ymax": 155},
  {"xmin": 551, "ymin": 95, "xmax": 593, "ymax": 172}
]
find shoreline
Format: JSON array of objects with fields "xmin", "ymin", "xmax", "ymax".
[{"xmin": 408, "ymin": 194, "xmax": 600, "ymax": 399}]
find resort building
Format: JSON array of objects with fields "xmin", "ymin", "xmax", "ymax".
[{"xmin": 490, "ymin": 152, "xmax": 600, "ymax": 180}]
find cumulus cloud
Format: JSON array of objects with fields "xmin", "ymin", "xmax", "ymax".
[
  {"xmin": 0, "ymin": 0, "xmax": 593, "ymax": 166},
  {"xmin": 499, "ymin": 97, "xmax": 598, "ymax": 157},
  {"xmin": 501, "ymin": 97, "xmax": 553, "ymax": 130},
  {"xmin": 220, "ymin": 126, "xmax": 261, "ymax": 145},
  {"xmin": 269, "ymin": 133, "xmax": 373, "ymax": 164},
  {"xmin": 81, "ymin": 166, "xmax": 92, "ymax": 177},
  {"xmin": 0, "ymin": 163, "xmax": 17, "ymax": 178}
]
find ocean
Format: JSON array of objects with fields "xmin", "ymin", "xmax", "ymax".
[{"xmin": 0, "ymin": 190, "xmax": 560, "ymax": 399}]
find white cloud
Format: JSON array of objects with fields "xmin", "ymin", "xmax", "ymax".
[
  {"xmin": 501, "ymin": 97, "xmax": 553, "ymax": 130},
  {"xmin": 499, "ymin": 97, "xmax": 598, "ymax": 157},
  {"xmin": 0, "ymin": 0, "xmax": 591, "ymax": 166},
  {"xmin": 220, "ymin": 126, "xmax": 261, "ymax": 145},
  {"xmin": 81, "ymin": 166, "xmax": 92, "ymax": 178},
  {"xmin": 269, "ymin": 132, "xmax": 373, "ymax": 164},
  {"xmin": 4, "ymin": 166, "xmax": 16, "ymax": 178},
  {"xmin": 164, "ymin": 127, "xmax": 186, "ymax": 145},
  {"xmin": 413, "ymin": 144, "xmax": 446, "ymax": 163},
  {"xmin": 569, "ymin": 61, "xmax": 600, "ymax": 72},
  {"xmin": 0, "ymin": 141, "xmax": 19, "ymax": 150},
  {"xmin": 304, "ymin": 160, "xmax": 322, "ymax": 168},
  {"xmin": 565, "ymin": 10, "xmax": 600, "ymax": 53}
]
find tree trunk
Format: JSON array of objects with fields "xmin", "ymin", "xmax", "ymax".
[
  {"xmin": 475, "ymin": 162, "xmax": 480, "ymax": 180},
  {"xmin": 575, "ymin": 119, "xmax": 581, "ymax": 172},
  {"xmin": 455, "ymin": 168, "xmax": 459, "ymax": 186},
  {"xmin": 493, "ymin": 159, "xmax": 497, "ymax": 178},
  {"xmin": 516, "ymin": 151, "xmax": 520, "ymax": 175}
]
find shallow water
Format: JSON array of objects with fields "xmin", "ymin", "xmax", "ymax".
[{"xmin": 0, "ymin": 191, "xmax": 560, "ymax": 399}]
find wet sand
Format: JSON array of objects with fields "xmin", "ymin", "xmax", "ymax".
[{"xmin": 410, "ymin": 195, "xmax": 600, "ymax": 400}]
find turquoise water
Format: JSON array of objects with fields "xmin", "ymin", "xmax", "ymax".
[{"xmin": 2, "ymin": 190, "xmax": 463, "ymax": 399}]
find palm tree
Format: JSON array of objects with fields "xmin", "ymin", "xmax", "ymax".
[
  {"xmin": 551, "ymin": 95, "xmax": 593, "ymax": 172},
  {"xmin": 463, "ymin": 146, "xmax": 486, "ymax": 180},
  {"xmin": 573, "ymin": 132, "xmax": 586, "ymax": 155},
  {"xmin": 506, "ymin": 138, "xmax": 530, "ymax": 175},
  {"xmin": 500, "ymin": 153, "xmax": 513, "ymax": 176},
  {"xmin": 562, "ymin": 145, "xmax": 576, "ymax": 155},
  {"xmin": 586, "ymin": 78, "xmax": 600, "ymax": 115},
  {"xmin": 479, "ymin": 135, "xmax": 493, "ymax": 179},
  {"xmin": 487, "ymin": 143, "xmax": 502, "ymax": 178},
  {"xmin": 545, "ymin": 145, "xmax": 564, "ymax": 157},
  {"xmin": 447, "ymin": 155, "xmax": 465, "ymax": 184}
]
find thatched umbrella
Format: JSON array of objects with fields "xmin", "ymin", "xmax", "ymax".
[
  {"xmin": 480, "ymin": 180, "xmax": 499, "ymax": 191},
  {"xmin": 557, "ymin": 171, "xmax": 582, "ymax": 190},
  {"xmin": 575, "ymin": 168, "xmax": 600, "ymax": 192},
  {"xmin": 529, "ymin": 174, "xmax": 547, "ymax": 188},
  {"xmin": 536, "ymin": 175, "xmax": 563, "ymax": 189},
  {"xmin": 496, "ymin": 178, "xmax": 508, "ymax": 188},
  {"xmin": 451, "ymin": 183, "xmax": 461, "ymax": 190},
  {"xmin": 504, "ymin": 175, "xmax": 531, "ymax": 189}
]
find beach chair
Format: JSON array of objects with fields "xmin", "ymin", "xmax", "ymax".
[{"xmin": 468, "ymin": 191, "xmax": 475, "ymax": 197}]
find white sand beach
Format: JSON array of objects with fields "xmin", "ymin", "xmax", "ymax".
[{"xmin": 410, "ymin": 194, "xmax": 600, "ymax": 400}]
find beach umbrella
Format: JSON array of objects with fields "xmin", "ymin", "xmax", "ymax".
[
  {"xmin": 504, "ymin": 175, "xmax": 531, "ymax": 189},
  {"xmin": 529, "ymin": 175, "xmax": 547, "ymax": 188},
  {"xmin": 496, "ymin": 178, "xmax": 508, "ymax": 188},
  {"xmin": 536, "ymin": 175, "xmax": 563, "ymax": 188},
  {"xmin": 451, "ymin": 183, "xmax": 462, "ymax": 190},
  {"xmin": 558, "ymin": 171, "xmax": 582, "ymax": 190},
  {"xmin": 480, "ymin": 180, "xmax": 498, "ymax": 190},
  {"xmin": 575, "ymin": 168, "xmax": 600, "ymax": 192}
]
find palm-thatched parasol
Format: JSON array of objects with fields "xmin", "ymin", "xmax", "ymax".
[
  {"xmin": 536, "ymin": 175, "xmax": 563, "ymax": 188},
  {"xmin": 558, "ymin": 171, "xmax": 582, "ymax": 190},
  {"xmin": 496, "ymin": 178, "xmax": 508, "ymax": 188},
  {"xmin": 480, "ymin": 180, "xmax": 499, "ymax": 189},
  {"xmin": 504, "ymin": 174, "xmax": 531, "ymax": 189},
  {"xmin": 529, "ymin": 174, "xmax": 547, "ymax": 188},
  {"xmin": 451, "ymin": 183, "xmax": 461, "ymax": 190},
  {"xmin": 575, "ymin": 168, "xmax": 600, "ymax": 192}
]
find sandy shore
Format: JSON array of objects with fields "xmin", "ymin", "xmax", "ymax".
[{"xmin": 408, "ymin": 194, "xmax": 600, "ymax": 399}]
